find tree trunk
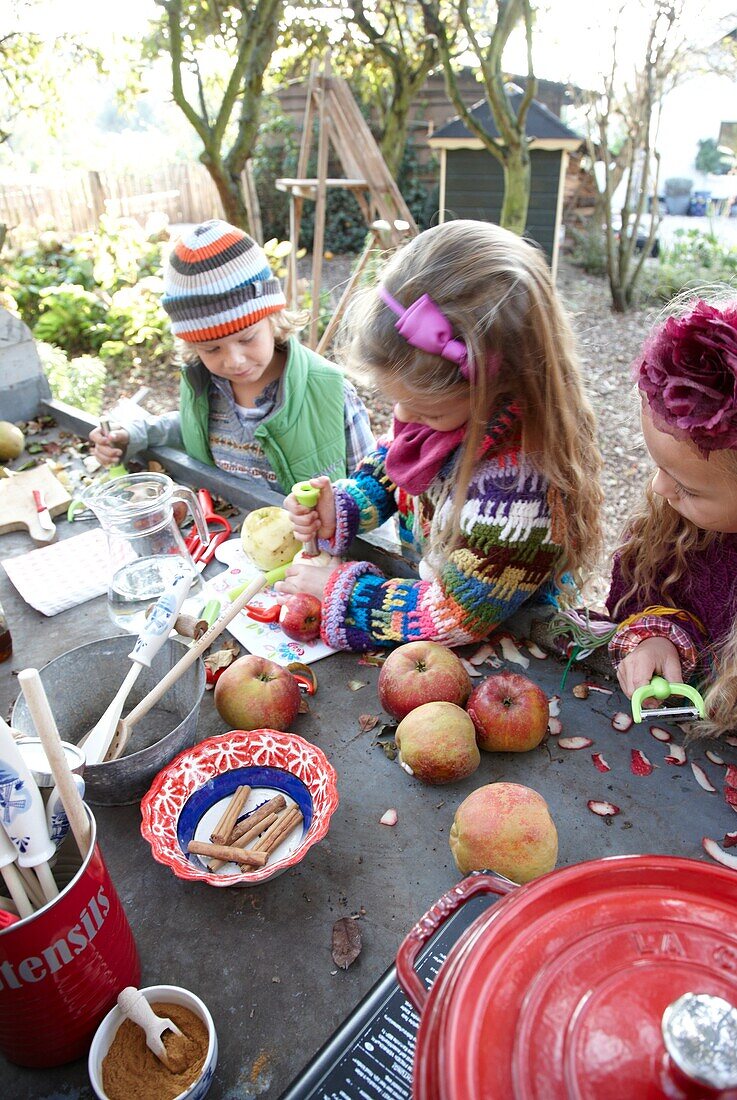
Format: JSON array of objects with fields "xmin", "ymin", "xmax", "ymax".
[
  {"xmin": 499, "ymin": 142, "xmax": 531, "ymax": 235},
  {"xmin": 201, "ymin": 154, "xmax": 251, "ymax": 231},
  {"xmin": 380, "ymin": 83, "xmax": 413, "ymax": 178}
]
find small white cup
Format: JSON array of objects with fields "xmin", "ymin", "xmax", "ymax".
[{"xmin": 88, "ymin": 984, "xmax": 217, "ymax": 1100}]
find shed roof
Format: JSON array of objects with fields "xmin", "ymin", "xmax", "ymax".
[{"xmin": 428, "ymin": 93, "xmax": 582, "ymax": 150}]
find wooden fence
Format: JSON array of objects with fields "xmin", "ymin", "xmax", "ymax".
[{"xmin": 0, "ymin": 163, "xmax": 226, "ymax": 234}]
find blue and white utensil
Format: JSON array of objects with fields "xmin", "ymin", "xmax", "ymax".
[{"xmin": 0, "ymin": 716, "xmax": 58, "ymax": 902}]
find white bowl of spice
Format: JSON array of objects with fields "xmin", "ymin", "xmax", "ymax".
[{"xmin": 88, "ymin": 984, "xmax": 217, "ymax": 1100}]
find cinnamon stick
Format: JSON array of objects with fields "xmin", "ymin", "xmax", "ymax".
[
  {"xmin": 208, "ymin": 809, "xmax": 280, "ymax": 872},
  {"xmin": 228, "ymin": 794, "xmax": 287, "ymax": 843},
  {"xmin": 187, "ymin": 839, "xmax": 267, "ymax": 868},
  {"xmin": 210, "ymin": 784, "xmax": 251, "ymax": 846},
  {"xmin": 252, "ymin": 807, "xmax": 303, "ymax": 857}
]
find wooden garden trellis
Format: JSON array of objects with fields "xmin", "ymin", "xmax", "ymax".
[{"xmin": 276, "ymin": 56, "xmax": 418, "ymax": 349}]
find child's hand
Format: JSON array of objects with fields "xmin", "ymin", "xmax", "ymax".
[
  {"xmin": 616, "ymin": 637, "xmax": 683, "ymax": 705},
  {"xmin": 89, "ymin": 425, "xmax": 128, "ymax": 467},
  {"xmin": 283, "ymin": 476, "xmax": 337, "ymax": 544},
  {"xmin": 274, "ymin": 557, "xmax": 342, "ymax": 602}
]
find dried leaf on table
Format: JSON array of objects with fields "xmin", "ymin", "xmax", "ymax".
[
  {"xmin": 298, "ymin": 697, "xmax": 310, "ymax": 714},
  {"xmin": 376, "ymin": 741, "xmax": 397, "ymax": 761},
  {"xmin": 358, "ymin": 714, "xmax": 379, "ymax": 733},
  {"xmin": 332, "ymin": 917, "xmax": 362, "ymax": 970},
  {"xmin": 204, "ymin": 643, "xmax": 240, "ymax": 674},
  {"xmin": 347, "ymin": 680, "xmax": 368, "ymax": 692}
]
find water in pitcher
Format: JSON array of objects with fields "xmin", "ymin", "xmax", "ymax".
[{"xmin": 107, "ymin": 554, "xmax": 199, "ymax": 630}]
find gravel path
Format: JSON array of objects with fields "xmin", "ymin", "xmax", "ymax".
[{"xmin": 108, "ymin": 255, "xmax": 659, "ymax": 598}]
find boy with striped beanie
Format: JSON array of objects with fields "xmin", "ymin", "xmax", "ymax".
[{"xmin": 90, "ymin": 220, "xmax": 374, "ymax": 492}]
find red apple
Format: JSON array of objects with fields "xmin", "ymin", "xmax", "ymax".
[
  {"xmin": 214, "ymin": 654, "xmax": 301, "ymax": 731},
  {"xmin": 467, "ymin": 672, "xmax": 549, "ymax": 752},
  {"xmin": 378, "ymin": 641, "xmax": 471, "ymax": 721},
  {"xmin": 395, "ymin": 701, "xmax": 480, "ymax": 785},
  {"xmin": 449, "ymin": 782, "xmax": 558, "ymax": 883},
  {"xmin": 280, "ymin": 593, "xmax": 322, "ymax": 642}
]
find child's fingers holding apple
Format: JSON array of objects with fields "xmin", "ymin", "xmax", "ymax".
[
  {"xmin": 617, "ymin": 637, "xmax": 683, "ymax": 705},
  {"xmin": 274, "ymin": 558, "xmax": 342, "ymax": 601}
]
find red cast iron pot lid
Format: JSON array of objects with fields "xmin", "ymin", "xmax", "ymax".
[{"xmin": 406, "ymin": 855, "xmax": 737, "ymax": 1100}]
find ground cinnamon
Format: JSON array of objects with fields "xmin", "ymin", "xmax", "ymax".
[{"xmin": 101, "ymin": 1001, "xmax": 208, "ymax": 1100}]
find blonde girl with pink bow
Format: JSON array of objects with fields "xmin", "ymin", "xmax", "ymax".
[{"xmin": 276, "ymin": 219, "xmax": 603, "ymax": 651}]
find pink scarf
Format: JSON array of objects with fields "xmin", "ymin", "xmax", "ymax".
[{"xmin": 385, "ymin": 417, "xmax": 466, "ymax": 494}]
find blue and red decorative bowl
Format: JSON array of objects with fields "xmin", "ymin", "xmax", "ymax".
[{"xmin": 140, "ymin": 729, "xmax": 339, "ymax": 886}]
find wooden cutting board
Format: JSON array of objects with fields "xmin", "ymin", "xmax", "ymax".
[{"xmin": 0, "ymin": 463, "xmax": 72, "ymax": 543}]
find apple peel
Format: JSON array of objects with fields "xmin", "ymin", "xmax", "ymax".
[
  {"xmin": 587, "ymin": 799, "xmax": 620, "ymax": 817},
  {"xmin": 691, "ymin": 761, "xmax": 717, "ymax": 792},
  {"xmin": 724, "ymin": 831, "xmax": 737, "ymax": 849},
  {"xmin": 380, "ymin": 809, "xmax": 398, "ymax": 826},
  {"xmin": 612, "ymin": 712, "xmax": 633, "ymax": 732},
  {"xmin": 524, "ymin": 640, "xmax": 547, "ymax": 659},
  {"xmin": 547, "ymin": 716, "xmax": 563, "ymax": 736},
  {"xmin": 498, "ymin": 634, "xmax": 530, "ymax": 669},
  {"xmin": 548, "ymin": 695, "xmax": 561, "ymax": 717},
  {"xmin": 725, "ymin": 764, "xmax": 737, "ymax": 789},
  {"xmin": 702, "ymin": 836, "xmax": 737, "ymax": 870},
  {"xmin": 705, "ymin": 750, "xmax": 725, "ymax": 766},
  {"xmin": 664, "ymin": 743, "xmax": 687, "ymax": 765},
  {"xmin": 630, "ymin": 748, "xmax": 654, "ymax": 776},
  {"xmin": 649, "ymin": 726, "xmax": 672, "ymax": 743},
  {"xmin": 468, "ymin": 643, "xmax": 495, "ymax": 666},
  {"xmin": 558, "ymin": 736, "xmax": 593, "ymax": 750},
  {"xmin": 591, "ymin": 752, "xmax": 611, "ymax": 772},
  {"xmin": 460, "ymin": 658, "xmax": 483, "ymax": 678}
]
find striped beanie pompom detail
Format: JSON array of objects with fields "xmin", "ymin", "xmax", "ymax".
[{"xmin": 162, "ymin": 220, "xmax": 286, "ymax": 343}]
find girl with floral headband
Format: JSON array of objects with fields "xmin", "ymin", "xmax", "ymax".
[
  {"xmin": 607, "ymin": 296, "xmax": 737, "ymax": 736},
  {"xmin": 275, "ymin": 219, "xmax": 603, "ymax": 650}
]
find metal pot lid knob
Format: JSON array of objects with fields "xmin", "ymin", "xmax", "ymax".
[{"xmin": 662, "ymin": 993, "xmax": 737, "ymax": 1092}]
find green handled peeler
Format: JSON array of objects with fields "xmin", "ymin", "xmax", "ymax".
[
  {"xmin": 631, "ymin": 676, "xmax": 706, "ymax": 723},
  {"xmin": 292, "ymin": 481, "xmax": 321, "ymax": 558}
]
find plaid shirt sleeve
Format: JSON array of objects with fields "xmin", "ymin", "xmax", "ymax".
[
  {"xmin": 343, "ymin": 379, "xmax": 376, "ymax": 476},
  {"xmin": 608, "ymin": 614, "xmax": 701, "ymax": 675}
]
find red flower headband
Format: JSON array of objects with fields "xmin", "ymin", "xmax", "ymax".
[{"xmin": 636, "ymin": 299, "xmax": 737, "ymax": 453}]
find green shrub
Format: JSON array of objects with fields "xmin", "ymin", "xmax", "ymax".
[
  {"xmin": 32, "ymin": 285, "xmax": 110, "ymax": 353},
  {"xmin": 37, "ymin": 342, "xmax": 107, "ymax": 415},
  {"xmin": 650, "ymin": 228, "xmax": 737, "ymax": 301},
  {"xmin": 570, "ymin": 223, "xmax": 608, "ymax": 276}
]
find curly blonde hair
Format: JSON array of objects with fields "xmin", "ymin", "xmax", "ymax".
[
  {"xmin": 614, "ymin": 451, "xmax": 737, "ymax": 738},
  {"xmin": 340, "ymin": 219, "xmax": 603, "ymax": 587}
]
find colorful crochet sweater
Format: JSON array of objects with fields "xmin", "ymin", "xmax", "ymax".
[
  {"xmin": 319, "ymin": 409, "xmax": 566, "ymax": 651},
  {"xmin": 606, "ymin": 534, "xmax": 737, "ymax": 678}
]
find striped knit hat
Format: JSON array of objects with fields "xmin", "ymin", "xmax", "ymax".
[{"xmin": 162, "ymin": 220, "xmax": 286, "ymax": 343}]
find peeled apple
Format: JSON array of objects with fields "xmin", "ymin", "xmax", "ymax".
[
  {"xmin": 293, "ymin": 549, "xmax": 333, "ymax": 567},
  {"xmin": 0, "ymin": 421, "xmax": 24, "ymax": 461},
  {"xmin": 240, "ymin": 506, "xmax": 301, "ymax": 571}
]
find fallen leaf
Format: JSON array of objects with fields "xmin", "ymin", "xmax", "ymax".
[
  {"xmin": 204, "ymin": 645, "xmax": 239, "ymax": 673},
  {"xmin": 332, "ymin": 917, "xmax": 362, "ymax": 970},
  {"xmin": 347, "ymin": 680, "xmax": 368, "ymax": 691},
  {"xmin": 377, "ymin": 741, "xmax": 397, "ymax": 761},
  {"xmin": 359, "ymin": 714, "xmax": 379, "ymax": 733},
  {"xmin": 298, "ymin": 697, "xmax": 310, "ymax": 714}
]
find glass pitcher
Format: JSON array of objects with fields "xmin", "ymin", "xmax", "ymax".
[{"xmin": 84, "ymin": 472, "xmax": 210, "ymax": 630}]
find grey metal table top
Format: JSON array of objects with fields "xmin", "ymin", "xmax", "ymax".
[{"xmin": 2, "ymin": 508, "xmax": 736, "ymax": 1099}]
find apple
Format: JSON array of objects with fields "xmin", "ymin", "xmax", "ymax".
[
  {"xmin": 395, "ymin": 701, "xmax": 480, "ymax": 785},
  {"xmin": 378, "ymin": 641, "xmax": 471, "ymax": 721},
  {"xmin": 280, "ymin": 593, "xmax": 322, "ymax": 642},
  {"xmin": 214, "ymin": 654, "xmax": 301, "ymax": 731},
  {"xmin": 467, "ymin": 672, "xmax": 549, "ymax": 752},
  {"xmin": 241, "ymin": 506, "xmax": 301, "ymax": 571},
  {"xmin": 449, "ymin": 782, "xmax": 558, "ymax": 884}
]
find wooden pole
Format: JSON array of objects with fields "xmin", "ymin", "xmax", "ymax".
[{"xmin": 309, "ymin": 58, "xmax": 331, "ymax": 348}]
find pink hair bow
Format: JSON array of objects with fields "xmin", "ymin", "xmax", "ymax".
[{"xmin": 379, "ymin": 286, "xmax": 473, "ymax": 379}]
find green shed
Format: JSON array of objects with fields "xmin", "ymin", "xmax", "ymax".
[{"xmin": 428, "ymin": 92, "xmax": 582, "ymax": 278}]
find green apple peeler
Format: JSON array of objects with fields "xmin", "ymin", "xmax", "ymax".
[{"xmin": 631, "ymin": 676, "xmax": 706, "ymax": 723}]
